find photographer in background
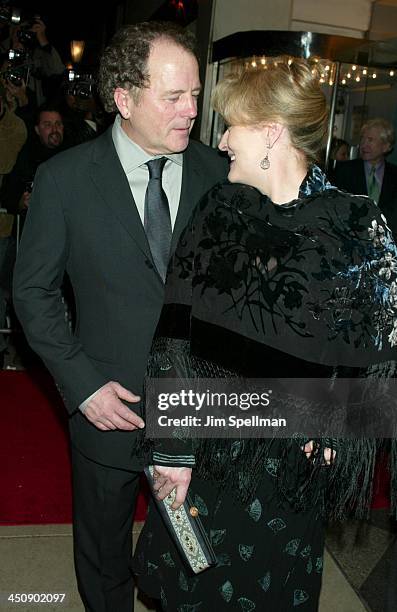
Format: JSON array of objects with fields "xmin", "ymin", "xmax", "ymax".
[
  {"xmin": 53, "ymin": 72, "xmax": 102, "ymax": 148},
  {"xmin": 0, "ymin": 103, "xmax": 64, "ymax": 216},
  {"xmin": 6, "ymin": 14, "xmax": 64, "ymax": 106},
  {"xmin": 1, "ymin": 51, "xmax": 37, "ymax": 130},
  {"xmin": 0, "ymin": 102, "xmax": 65, "ymax": 367}
]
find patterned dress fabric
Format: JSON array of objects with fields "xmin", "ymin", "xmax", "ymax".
[
  {"xmin": 133, "ymin": 166, "xmax": 397, "ymax": 611},
  {"xmin": 135, "ymin": 468, "xmax": 325, "ymax": 611}
]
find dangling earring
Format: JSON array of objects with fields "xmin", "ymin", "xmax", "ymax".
[
  {"xmin": 260, "ymin": 140, "xmax": 271, "ymax": 170},
  {"xmin": 260, "ymin": 152, "xmax": 270, "ymax": 170}
]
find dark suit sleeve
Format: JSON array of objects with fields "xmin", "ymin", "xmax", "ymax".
[{"xmin": 13, "ymin": 162, "xmax": 108, "ymax": 414}]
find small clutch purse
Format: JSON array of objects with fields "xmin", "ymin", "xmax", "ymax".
[{"xmin": 144, "ymin": 466, "xmax": 217, "ymax": 574}]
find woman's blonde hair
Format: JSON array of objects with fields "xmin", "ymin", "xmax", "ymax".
[{"xmin": 212, "ymin": 56, "xmax": 329, "ymax": 164}]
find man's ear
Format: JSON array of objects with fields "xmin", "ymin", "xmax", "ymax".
[{"xmin": 114, "ymin": 88, "xmax": 132, "ymax": 119}]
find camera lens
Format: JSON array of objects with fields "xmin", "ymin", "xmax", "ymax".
[{"xmin": 7, "ymin": 72, "xmax": 23, "ymax": 87}]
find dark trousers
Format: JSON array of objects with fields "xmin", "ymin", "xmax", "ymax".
[{"xmin": 71, "ymin": 447, "xmax": 141, "ymax": 612}]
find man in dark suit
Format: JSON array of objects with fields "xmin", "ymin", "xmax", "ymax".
[
  {"xmin": 332, "ymin": 118, "xmax": 397, "ymax": 236},
  {"xmin": 13, "ymin": 22, "xmax": 227, "ymax": 612}
]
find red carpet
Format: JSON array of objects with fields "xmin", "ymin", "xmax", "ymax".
[
  {"xmin": 371, "ymin": 450, "xmax": 391, "ymax": 509},
  {"xmin": 0, "ymin": 369, "xmax": 390, "ymax": 524},
  {"xmin": 0, "ymin": 369, "xmax": 148, "ymax": 525}
]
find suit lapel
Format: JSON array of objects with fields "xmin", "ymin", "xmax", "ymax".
[
  {"xmin": 89, "ymin": 128, "xmax": 152, "ymax": 260},
  {"xmin": 171, "ymin": 143, "xmax": 204, "ymax": 253},
  {"xmin": 357, "ymin": 160, "xmax": 368, "ymax": 195}
]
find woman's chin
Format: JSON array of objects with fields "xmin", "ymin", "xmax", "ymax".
[{"xmin": 227, "ymin": 167, "xmax": 241, "ymax": 183}]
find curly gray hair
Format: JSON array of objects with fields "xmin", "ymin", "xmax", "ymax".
[
  {"xmin": 98, "ymin": 21, "xmax": 197, "ymax": 113},
  {"xmin": 361, "ymin": 118, "xmax": 395, "ymax": 150}
]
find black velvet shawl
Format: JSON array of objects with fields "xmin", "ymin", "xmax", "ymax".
[{"xmin": 146, "ymin": 168, "xmax": 397, "ymax": 519}]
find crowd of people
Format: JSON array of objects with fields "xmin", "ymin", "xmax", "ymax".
[
  {"xmin": 2, "ymin": 16, "xmax": 397, "ymax": 612},
  {"xmin": 0, "ymin": 14, "xmax": 105, "ymax": 366}
]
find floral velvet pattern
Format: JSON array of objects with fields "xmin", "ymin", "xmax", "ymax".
[{"xmin": 169, "ymin": 166, "xmax": 397, "ymax": 368}]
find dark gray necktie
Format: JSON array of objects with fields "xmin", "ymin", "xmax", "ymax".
[{"xmin": 144, "ymin": 157, "xmax": 172, "ymax": 282}]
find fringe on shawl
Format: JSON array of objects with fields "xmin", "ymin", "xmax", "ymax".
[
  {"xmin": 140, "ymin": 337, "xmax": 386, "ymax": 520},
  {"xmin": 193, "ymin": 436, "xmax": 378, "ymax": 520}
]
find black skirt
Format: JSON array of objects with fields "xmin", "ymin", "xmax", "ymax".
[{"xmin": 133, "ymin": 464, "xmax": 325, "ymax": 612}]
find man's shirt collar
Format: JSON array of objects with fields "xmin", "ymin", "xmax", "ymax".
[{"xmin": 112, "ymin": 114, "xmax": 183, "ymax": 175}]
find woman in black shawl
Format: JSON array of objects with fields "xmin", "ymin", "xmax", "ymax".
[{"xmin": 133, "ymin": 58, "xmax": 397, "ymax": 611}]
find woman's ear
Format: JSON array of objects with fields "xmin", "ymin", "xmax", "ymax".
[{"xmin": 264, "ymin": 123, "xmax": 284, "ymax": 149}]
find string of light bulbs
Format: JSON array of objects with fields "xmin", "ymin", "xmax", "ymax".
[{"xmin": 244, "ymin": 56, "xmax": 396, "ymax": 87}]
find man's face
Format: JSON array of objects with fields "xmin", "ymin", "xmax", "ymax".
[
  {"xmin": 35, "ymin": 111, "xmax": 64, "ymax": 149},
  {"xmin": 118, "ymin": 40, "xmax": 201, "ymax": 155},
  {"xmin": 360, "ymin": 126, "xmax": 390, "ymax": 165}
]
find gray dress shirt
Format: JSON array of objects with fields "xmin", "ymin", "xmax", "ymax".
[{"xmin": 111, "ymin": 114, "xmax": 182, "ymax": 229}]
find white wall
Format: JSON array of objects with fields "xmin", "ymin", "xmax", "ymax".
[
  {"xmin": 213, "ymin": 0, "xmax": 375, "ymax": 41},
  {"xmin": 291, "ymin": 0, "xmax": 374, "ymax": 38},
  {"xmin": 213, "ymin": 0, "xmax": 293, "ymax": 40}
]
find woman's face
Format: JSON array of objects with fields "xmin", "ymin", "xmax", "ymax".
[{"xmin": 218, "ymin": 125, "xmax": 266, "ymax": 187}]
